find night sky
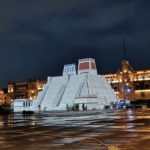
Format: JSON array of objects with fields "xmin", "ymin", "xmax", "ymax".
[{"xmin": 0, "ymin": 0, "xmax": 150, "ymax": 88}]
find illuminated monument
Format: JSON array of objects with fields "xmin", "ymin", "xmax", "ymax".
[
  {"xmin": 104, "ymin": 39, "xmax": 150, "ymax": 101},
  {"xmin": 14, "ymin": 58, "xmax": 118, "ymax": 112}
]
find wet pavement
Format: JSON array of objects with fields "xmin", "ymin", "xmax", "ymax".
[{"xmin": 0, "ymin": 109, "xmax": 150, "ymax": 150}]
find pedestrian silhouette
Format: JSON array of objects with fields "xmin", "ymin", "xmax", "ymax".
[{"xmin": 82, "ymin": 103, "xmax": 84, "ymax": 111}]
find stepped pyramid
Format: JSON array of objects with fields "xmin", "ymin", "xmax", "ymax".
[{"xmin": 31, "ymin": 58, "xmax": 118, "ymax": 111}]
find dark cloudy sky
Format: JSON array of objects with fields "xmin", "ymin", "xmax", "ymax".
[{"xmin": 0, "ymin": 0, "xmax": 150, "ymax": 88}]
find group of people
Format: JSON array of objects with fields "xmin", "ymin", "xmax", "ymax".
[
  {"xmin": 66, "ymin": 103, "xmax": 87, "ymax": 111},
  {"xmin": 66, "ymin": 103, "xmax": 79, "ymax": 111}
]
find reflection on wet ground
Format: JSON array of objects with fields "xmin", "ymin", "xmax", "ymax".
[{"xmin": 0, "ymin": 109, "xmax": 150, "ymax": 150}]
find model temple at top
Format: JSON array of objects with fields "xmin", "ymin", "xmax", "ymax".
[{"xmin": 14, "ymin": 58, "xmax": 118, "ymax": 112}]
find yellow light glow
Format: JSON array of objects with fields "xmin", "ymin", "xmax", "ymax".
[
  {"xmin": 111, "ymin": 81, "xmax": 119, "ymax": 83},
  {"xmin": 115, "ymin": 92, "xmax": 120, "ymax": 94},
  {"xmin": 135, "ymin": 89, "xmax": 150, "ymax": 92}
]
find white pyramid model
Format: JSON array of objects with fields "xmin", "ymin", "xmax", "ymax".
[{"xmin": 31, "ymin": 58, "xmax": 118, "ymax": 111}]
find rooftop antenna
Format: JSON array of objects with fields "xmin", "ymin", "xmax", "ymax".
[{"xmin": 123, "ymin": 38, "xmax": 127, "ymax": 60}]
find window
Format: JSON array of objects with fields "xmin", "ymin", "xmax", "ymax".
[
  {"xmin": 145, "ymin": 83, "xmax": 150, "ymax": 89},
  {"xmin": 135, "ymin": 85, "xmax": 140, "ymax": 90},
  {"xmin": 114, "ymin": 86, "xmax": 118, "ymax": 92}
]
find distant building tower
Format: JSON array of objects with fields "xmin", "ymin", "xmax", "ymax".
[
  {"xmin": 104, "ymin": 39, "xmax": 150, "ymax": 101},
  {"xmin": 78, "ymin": 58, "xmax": 97, "ymax": 75},
  {"xmin": 63, "ymin": 64, "xmax": 76, "ymax": 76}
]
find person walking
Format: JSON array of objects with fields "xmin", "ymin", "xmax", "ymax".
[{"xmin": 82, "ymin": 103, "xmax": 84, "ymax": 111}]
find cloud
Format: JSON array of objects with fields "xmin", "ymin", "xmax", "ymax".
[{"xmin": 0, "ymin": 0, "xmax": 150, "ymax": 87}]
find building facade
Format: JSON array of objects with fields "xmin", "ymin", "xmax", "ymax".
[
  {"xmin": 7, "ymin": 78, "xmax": 46, "ymax": 101},
  {"xmin": 104, "ymin": 59, "xmax": 150, "ymax": 101},
  {"xmin": 0, "ymin": 90, "xmax": 6, "ymax": 105}
]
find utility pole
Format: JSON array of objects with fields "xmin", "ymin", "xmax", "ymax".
[{"xmin": 123, "ymin": 38, "xmax": 127, "ymax": 60}]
